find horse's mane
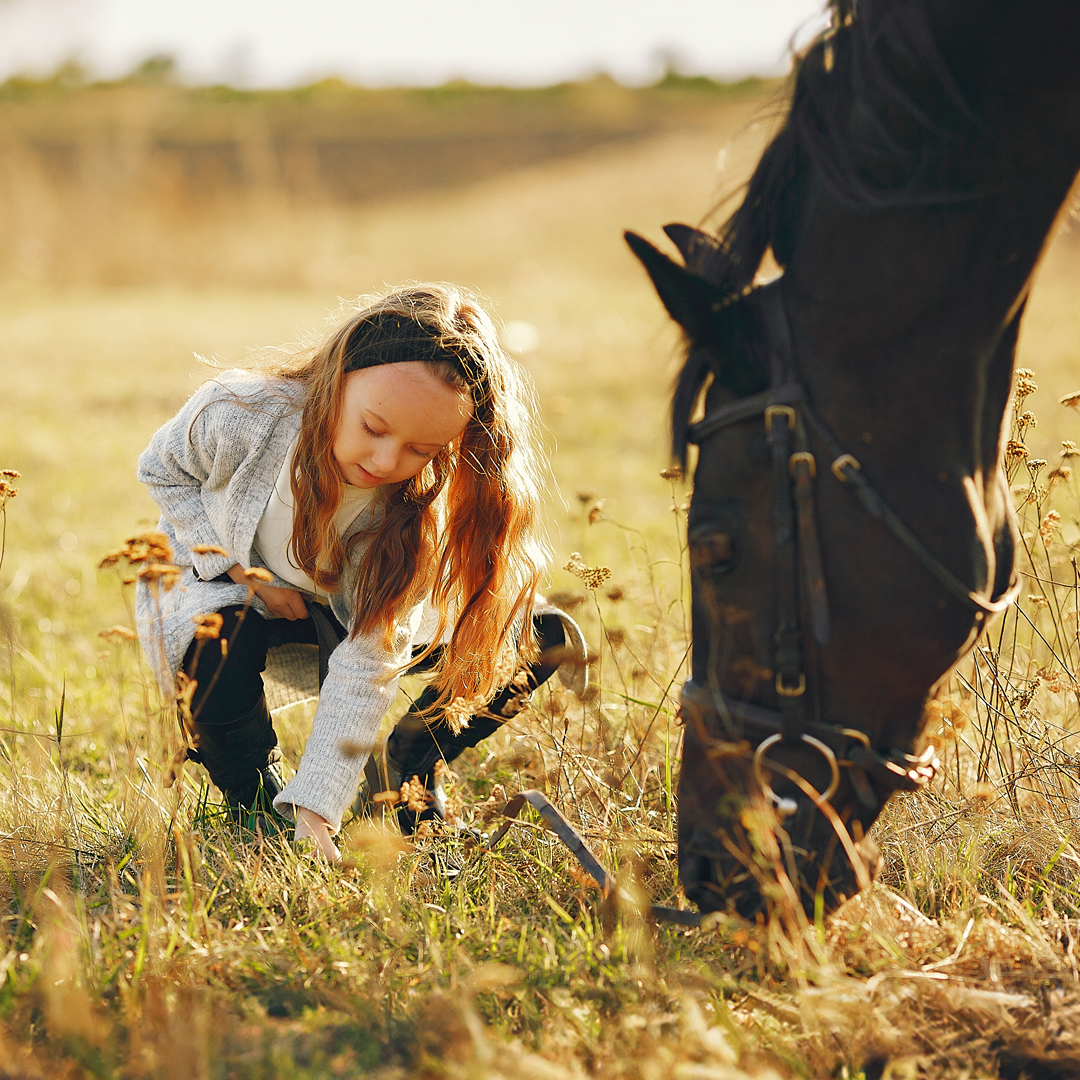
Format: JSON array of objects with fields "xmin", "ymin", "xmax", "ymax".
[{"xmin": 671, "ymin": 0, "xmax": 978, "ymax": 462}]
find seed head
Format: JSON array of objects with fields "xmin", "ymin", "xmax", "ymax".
[
  {"xmin": 1005, "ymin": 440, "xmax": 1028, "ymax": 461},
  {"xmin": 0, "ymin": 470, "xmax": 19, "ymax": 507},
  {"xmin": 99, "ymin": 530, "xmax": 173, "ymax": 569},
  {"xmin": 243, "ymin": 566, "xmax": 273, "ymax": 585},
  {"xmin": 1026, "ymin": 458, "xmax": 1047, "ymax": 477},
  {"xmin": 400, "ymin": 777, "xmax": 433, "ymax": 813},
  {"xmin": 191, "ymin": 544, "xmax": 229, "ymax": 557},
  {"xmin": 659, "ymin": 466, "xmax": 684, "ymax": 481},
  {"xmin": 1062, "ymin": 440, "xmax": 1080, "ymax": 459},
  {"xmin": 1028, "ymin": 594, "xmax": 1050, "ymax": 608},
  {"xmin": 1048, "ymin": 465, "xmax": 1072, "ymax": 487},
  {"xmin": 98, "ymin": 624, "xmax": 137, "ymax": 642},
  {"xmin": 1017, "ymin": 411, "xmax": 1038, "ymax": 431},
  {"xmin": 1014, "ymin": 368, "xmax": 1038, "ymax": 400},
  {"xmin": 138, "ymin": 562, "xmax": 181, "ymax": 592},
  {"xmin": 563, "ymin": 551, "xmax": 612, "ymax": 590},
  {"xmin": 1060, "ymin": 390, "xmax": 1080, "ymax": 410},
  {"xmin": 1039, "ymin": 509, "xmax": 1060, "ymax": 549},
  {"xmin": 192, "ymin": 612, "xmax": 224, "ymax": 640},
  {"xmin": 587, "ymin": 499, "xmax": 607, "ymax": 525}
]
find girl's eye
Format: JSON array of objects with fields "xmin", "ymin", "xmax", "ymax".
[{"xmin": 362, "ymin": 422, "xmax": 384, "ymax": 436}]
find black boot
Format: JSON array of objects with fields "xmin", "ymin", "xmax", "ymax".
[
  {"xmin": 187, "ymin": 694, "xmax": 288, "ymax": 833},
  {"xmin": 358, "ymin": 614, "xmax": 567, "ymax": 835},
  {"xmin": 360, "ymin": 685, "xmax": 505, "ymax": 835}
]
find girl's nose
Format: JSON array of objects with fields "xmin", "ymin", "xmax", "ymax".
[{"xmin": 370, "ymin": 442, "xmax": 398, "ymax": 474}]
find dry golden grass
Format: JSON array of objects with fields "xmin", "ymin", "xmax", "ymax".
[{"xmin": 3, "ymin": 79, "xmax": 1080, "ymax": 1079}]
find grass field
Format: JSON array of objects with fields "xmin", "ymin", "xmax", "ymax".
[{"xmin": 4, "ymin": 79, "xmax": 1080, "ymax": 1079}]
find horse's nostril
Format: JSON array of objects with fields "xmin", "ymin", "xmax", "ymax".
[{"xmin": 689, "ymin": 529, "xmax": 738, "ymax": 574}]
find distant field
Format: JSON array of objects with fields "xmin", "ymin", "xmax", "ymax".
[
  {"xmin": 4, "ymin": 76, "xmax": 1080, "ymax": 1079},
  {"xmin": 0, "ymin": 74, "xmax": 769, "ymax": 287}
]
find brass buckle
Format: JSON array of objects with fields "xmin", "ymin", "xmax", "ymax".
[
  {"xmin": 775, "ymin": 671, "xmax": 806, "ymax": 697},
  {"xmin": 753, "ymin": 732, "xmax": 841, "ymax": 806},
  {"xmin": 764, "ymin": 404, "xmax": 796, "ymax": 431},
  {"xmin": 789, "ymin": 451, "xmax": 816, "ymax": 478},
  {"xmin": 831, "ymin": 454, "xmax": 861, "ymax": 482}
]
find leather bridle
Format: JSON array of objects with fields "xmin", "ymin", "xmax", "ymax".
[{"xmin": 680, "ymin": 286, "xmax": 1019, "ymax": 816}]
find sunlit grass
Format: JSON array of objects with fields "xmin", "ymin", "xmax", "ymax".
[{"xmin": 4, "ymin": 86, "xmax": 1080, "ymax": 1077}]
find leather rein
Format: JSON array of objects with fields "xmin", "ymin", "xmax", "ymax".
[{"xmin": 680, "ymin": 288, "xmax": 1020, "ymax": 816}]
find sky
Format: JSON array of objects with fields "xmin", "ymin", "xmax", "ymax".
[{"xmin": 0, "ymin": 0, "xmax": 829, "ymax": 88}]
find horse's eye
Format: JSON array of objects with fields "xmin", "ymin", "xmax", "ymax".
[{"xmin": 689, "ymin": 529, "xmax": 738, "ymax": 575}]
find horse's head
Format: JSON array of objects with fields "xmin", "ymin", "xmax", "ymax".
[{"xmin": 627, "ymin": 0, "xmax": 1080, "ymax": 921}]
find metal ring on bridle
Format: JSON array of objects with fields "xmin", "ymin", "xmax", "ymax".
[{"xmin": 752, "ymin": 733, "xmax": 841, "ymax": 806}]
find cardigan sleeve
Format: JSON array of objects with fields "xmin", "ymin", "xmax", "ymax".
[
  {"xmin": 137, "ymin": 381, "xmax": 246, "ymax": 582},
  {"xmin": 273, "ymin": 601, "xmax": 424, "ymax": 832}
]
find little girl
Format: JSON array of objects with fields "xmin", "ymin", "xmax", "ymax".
[{"xmin": 136, "ymin": 284, "xmax": 584, "ymax": 859}]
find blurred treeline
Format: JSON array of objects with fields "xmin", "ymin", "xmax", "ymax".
[{"xmin": 0, "ymin": 63, "xmax": 763, "ymax": 288}]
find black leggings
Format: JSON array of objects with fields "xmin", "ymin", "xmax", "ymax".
[
  {"xmin": 181, "ymin": 604, "xmax": 565, "ymax": 743},
  {"xmin": 181, "ymin": 604, "xmax": 343, "ymax": 724}
]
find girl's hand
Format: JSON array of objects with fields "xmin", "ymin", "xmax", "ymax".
[
  {"xmin": 295, "ymin": 808, "xmax": 341, "ymax": 863},
  {"xmin": 254, "ymin": 583, "xmax": 310, "ymax": 621},
  {"xmin": 225, "ymin": 564, "xmax": 309, "ymax": 620}
]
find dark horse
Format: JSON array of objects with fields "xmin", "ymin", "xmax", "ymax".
[{"xmin": 627, "ymin": 0, "xmax": 1080, "ymax": 919}]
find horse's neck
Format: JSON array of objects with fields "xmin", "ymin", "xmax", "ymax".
[{"xmin": 788, "ymin": 1, "xmax": 1080, "ymax": 483}]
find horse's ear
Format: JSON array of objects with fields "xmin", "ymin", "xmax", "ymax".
[
  {"xmin": 662, "ymin": 223, "xmax": 724, "ymax": 283},
  {"xmin": 624, "ymin": 230, "xmax": 723, "ymax": 344}
]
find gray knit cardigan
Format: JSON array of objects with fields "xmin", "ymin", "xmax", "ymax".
[{"xmin": 136, "ymin": 369, "xmax": 584, "ymax": 833}]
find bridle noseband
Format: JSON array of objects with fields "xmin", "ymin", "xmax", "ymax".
[{"xmin": 681, "ymin": 287, "xmax": 1019, "ymax": 816}]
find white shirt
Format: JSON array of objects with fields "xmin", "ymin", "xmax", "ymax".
[{"xmin": 253, "ymin": 437, "xmax": 377, "ymax": 600}]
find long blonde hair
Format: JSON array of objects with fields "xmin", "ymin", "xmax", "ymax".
[{"xmin": 270, "ymin": 283, "xmax": 551, "ymax": 708}]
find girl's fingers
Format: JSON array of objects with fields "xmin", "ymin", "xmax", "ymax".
[{"xmin": 295, "ymin": 808, "xmax": 341, "ymax": 862}]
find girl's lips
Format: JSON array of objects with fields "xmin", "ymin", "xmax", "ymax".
[{"xmin": 355, "ymin": 464, "xmax": 385, "ymax": 485}]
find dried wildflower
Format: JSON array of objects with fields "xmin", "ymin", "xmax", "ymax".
[
  {"xmin": 1062, "ymin": 440, "xmax": 1080, "ymax": 458},
  {"xmin": 99, "ymin": 530, "xmax": 173, "ymax": 569},
  {"xmin": 0, "ymin": 471, "xmax": 19, "ymax": 508},
  {"xmin": 1014, "ymin": 368, "xmax": 1038, "ymax": 400},
  {"xmin": 564, "ymin": 551, "xmax": 612, "ymax": 590},
  {"xmin": 444, "ymin": 692, "xmax": 486, "ymax": 732},
  {"xmin": 372, "ymin": 790, "xmax": 401, "ymax": 805},
  {"xmin": 174, "ymin": 671, "xmax": 198, "ymax": 724},
  {"xmin": 243, "ymin": 566, "xmax": 273, "ymax": 585},
  {"xmin": 1047, "ymin": 465, "xmax": 1072, "ymax": 486},
  {"xmin": 659, "ymin": 466, "xmax": 684, "ymax": 481},
  {"xmin": 587, "ymin": 499, "xmax": 607, "ymax": 525},
  {"xmin": 605, "ymin": 627, "xmax": 626, "ymax": 649},
  {"xmin": 191, "ymin": 543, "xmax": 229, "ymax": 557},
  {"xmin": 192, "ymin": 612, "xmax": 224, "ymax": 640},
  {"xmin": 1037, "ymin": 666, "xmax": 1068, "ymax": 693},
  {"xmin": 98, "ymin": 624, "xmax": 137, "ymax": 642},
  {"xmin": 1017, "ymin": 411, "xmax": 1038, "ymax": 432},
  {"xmin": 400, "ymin": 777, "xmax": 432, "ymax": 813},
  {"xmin": 137, "ymin": 562, "xmax": 181, "ymax": 592},
  {"xmin": 1060, "ymin": 391, "xmax": 1080, "ymax": 410},
  {"xmin": 1005, "ymin": 440, "xmax": 1028, "ymax": 461},
  {"xmin": 1028, "ymin": 594, "xmax": 1050, "ymax": 608},
  {"xmin": 605, "ymin": 585, "xmax": 624, "ymax": 602},
  {"xmin": 544, "ymin": 589, "xmax": 585, "ymax": 609},
  {"xmin": 1026, "ymin": 458, "xmax": 1047, "ymax": 476},
  {"xmin": 1039, "ymin": 509, "xmax": 1060, "ymax": 548}
]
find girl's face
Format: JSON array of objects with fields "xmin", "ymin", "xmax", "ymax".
[{"xmin": 333, "ymin": 362, "xmax": 473, "ymax": 488}]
